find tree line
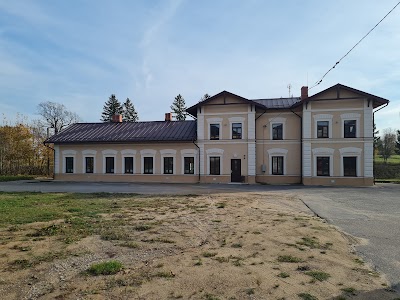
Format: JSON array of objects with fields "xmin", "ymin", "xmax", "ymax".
[{"xmin": 375, "ymin": 127, "xmax": 400, "ymax": 163}]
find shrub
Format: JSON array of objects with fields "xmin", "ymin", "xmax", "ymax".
[{"xmin": 87, "ymin": 260, "xmax": 123, "ymax": 275}]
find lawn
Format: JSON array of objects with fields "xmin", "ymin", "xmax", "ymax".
[
  {"xmin": 374, "ymin": 154, "xmax": 400, "ymax": 164},
  {"xmin": 0, "ymin": 175, "xmax": 36, "ymax": 182},
  {"xmin": 0, "ymin": 192, "xmax": 395, "ymax": 299}
]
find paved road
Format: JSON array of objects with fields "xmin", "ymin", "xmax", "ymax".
[{"xmin": 1, "ymin": 180, "xmax": 399, "ymax": 292}]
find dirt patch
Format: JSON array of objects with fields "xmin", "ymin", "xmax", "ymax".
[{"xmin": 0, "ymin": 192, "xmax": 396, "ymax": 299}]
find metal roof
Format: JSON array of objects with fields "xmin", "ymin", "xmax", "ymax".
[
  {"xmin": 45, "ymin": 121, "xmax": 197, "ymax": 144},
  {"xmin": 251, "ymin": 97, "xmax": 301, "ymax": 109}
]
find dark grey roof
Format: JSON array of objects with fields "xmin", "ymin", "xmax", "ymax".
[
  {"xmin": 251, "ymin": 97, "xmax": 301, "ymax": 109},
  {"xmin": 45, "ymin": 121, "xmax": 197, "ymax": 144}
]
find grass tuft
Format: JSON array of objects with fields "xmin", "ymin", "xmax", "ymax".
[
  {"xmin": 278, "ymin": 255, "xmax": 303, "ymax": 263},
  {"xmin": 87, "ymin": 260, "xmax": 123, "ymax": 276},
  {"xmin": 305, "ymin": 271, "xmax": 331, "ymax": 282}
]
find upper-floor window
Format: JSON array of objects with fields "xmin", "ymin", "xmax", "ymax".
[
  {"xmin": 65, "ymin": 157, "xmax": 74, "ymax": 173},
  {"xmin": 85, "ymin": 157, "xmax": 94, "ymax": 173},
  {"xmin": 105, "ymin": 157, "xmax": 115, "ymax": 173},
  {"xmin": 210, "ymin": 124, "xmax": 220, "ymax": 140},
  {"xmin": 232, "ymin": 123, "xmax": 242, "ymax": 139},
  {"xmin": 144, "ymin": 157, "xmax": 153, "ymax": 174},
  {"xmin": 124, "ymin": 157, "xmax": 134, "ymax": 174},
  {"xmin": 184, "ymin": 157, "xmax": 194, "ymax": 174},
  {"xmin": 317, "ymin": 121, "xmax": 329, "ymax": 138},
  {"xmin": 163, "ymin": 157, "xmax": 173, "ymax": 174},
  {"xmin": 272, "ymin": 123, "xmax": 283, "ymax": 140},
  {"xmin": 344, "ymin": 120, "xmax": 356, "ymax": 138}
]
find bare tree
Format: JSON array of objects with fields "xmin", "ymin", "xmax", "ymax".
[
  {"xmin": 37, "ymin": 101, "xmax": 81, "ymax": 134},
  {"xmin": 378, "ymin": 128, "xmax": 397, "ymax": 163}
]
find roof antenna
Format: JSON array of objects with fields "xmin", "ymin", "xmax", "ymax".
[{"xmin": 287, "ymin": 84, "xmax": 292, "ymax": 98}]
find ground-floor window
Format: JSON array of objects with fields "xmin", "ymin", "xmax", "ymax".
[
  {"xmin": 317, "ymin": 157, "xmax": 330, "ymax": 176},
  {"xmin": 210, "ymin": 156, "xmax": 220, "ymax": 175},
  {"xmin": 105, "ymin": 157, "xmax": 115, "ymax": 173},
  {"xmin": 164, "ymin": 157, "xmax": 173, "ymax": 174},
  {"xmin": 184, "ymin": 157, "xmax": 194, "ymax": 174},
  {"xmin": 65, "ymin": 157, "xmax": 74, "ymax": 173},
  {"xmin": 85, "ymin": 157, "xmax": 94, "ymax": 173},
  {"xmin": 343, "ymin": 157, "xmax": 357, "ymax": 177},
  {"xmin": 144, "ymin": 157, "xmax": 153, "ymax": 174},
  {"xmin": 272, "ymin": 156, "xmax": 284, "ymax": 175},
  {"xmin": 124, "ymin": 157, "xmax": 134, "ymax": 174}
]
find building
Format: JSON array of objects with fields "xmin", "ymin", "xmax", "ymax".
[{"xmin": 45, "ymin": 83, "xmax": 389, "ymax": 186}]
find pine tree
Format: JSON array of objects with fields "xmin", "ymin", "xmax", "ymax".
[
  {"xmin": 122, "ymin": 98, "xmax": 139, "ymax": 122},
  {"xmin": 373, "ymin": 123, "xmax": 381, "ymax": 152},
  {"xmin": 170, "ymin": 94, "xmax": 187, "ymax": 121},
  {"xmin": 396, "ymin": 129, "xmax": 400, "ymax": 155},
  {"xmin": 101, "ymin": 94, "xmax": 123, "ymax": 122},
  {"xmin": 200, "ymin": 93, "xmax": 211, "ymax": 102}
]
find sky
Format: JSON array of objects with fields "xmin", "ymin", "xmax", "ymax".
[{"xmin": 0, "ymin": 0, "xmax": 399, "ymax": 132}]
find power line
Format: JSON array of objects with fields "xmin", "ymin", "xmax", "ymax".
[{"xmin": 310, "ymin": 1, "xmax": 400, "ymax": 90}]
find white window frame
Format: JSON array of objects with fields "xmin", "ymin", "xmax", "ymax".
[
  {"xmin": 206, "ymin": 148, "xmax": 224, "ymax": 175},
  {"xmin": 312, "ymin": 147, "xmax": 334, "ymax": 177},
  {"xmin": 82, "ymin": 150, "xmax": 97, "ymax": 174},
  {"xmin": 267, "ymin": 148, "xmax": 288, "ymax": 175},
  {"xmin": 121, "ymin": 149, "xmax": 137, "ymax": 174},
  {"xmin": 339, "ymin": 147, "xmax": 362, "ymax": 177},
  {"xmin": 269, "ymin": 117, "xmax": 286, "ymax": 140},
  {"xmin": 313, "ymin": 114, "xmax": 333, "ymax": 138},
  {"xmin": 160, "ymin": 149, "xmax": 176, "ymax": 175},
  {"xmin": 102, "ymin": 149, "xmax": 117, "ymax": 174},
  {"xmin": 181, "ymin": 149, "xmax": 198, "ymax": 175},
  {"xmin": 62, "ymin": 150, "xmax": 77, "ymax": 174},
  {"xmin": 341, "ymin": 113, "xmax": 360, "ymax": 138},
  {"xmin": 229, "ymin": 117, "xmax": 245, "ymax": 140},
  {"xmin": 140, "ymin": 149, "xmax": 156, "ymax": 174},
  {"xmin": 207, "ymin": 117, "xmax": 222, "ymax": 140}
]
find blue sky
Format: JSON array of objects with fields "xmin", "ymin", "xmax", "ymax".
[{"xmin": 0, "ymin": 0, "xmax": 399, "ymax": 132}]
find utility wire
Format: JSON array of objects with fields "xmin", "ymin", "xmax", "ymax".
[{"xmin": 310, "ymin": 1, "xmax": 400, "ymax": 90}]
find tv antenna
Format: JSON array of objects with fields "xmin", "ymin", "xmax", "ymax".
[{"xmin": 287, "ymin": 84, "xmax": 292, "ymax": 97}]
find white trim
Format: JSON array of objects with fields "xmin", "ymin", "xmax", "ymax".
[
  {"xmin": 312, "ymin": 147, "xmax": 334, "ymax": 177},
  {"xmin": 197, "ymin": 114, "xmax": 205, "ymax": 140},
  {"xmin": 206, "ymin": 148, "xmax": 224, "ymax": 175},
  {"xmin": 62, "ymin": 150, "xmax": 77, "ymax": 174},
  {"xmin": 160, "ymin": 149, "xmax": 176, "ymax": 175},
  {"xmin": 248, "ymin": 143, "xmax": 256, "ymax": 176},
  {"xmin": 54, "ymin": 145, "xmax": 60, "ymax": 174},
  {"xmin": 339, "ymin": 147, "xmax": 362, "ymax": 177},
  {"xmin": 313, "ymin": 114, "xmax": 333, "ymax": 138},
  {"xmin": 229, "ymin": 116, "xmax": 245, "ymax": 140},
  {"xmin": 121, "ymin": 149, "xmax": 137, "ymax": 174},
  {"xmin": 340, "ymin": 113, "xmax": 360, "ymax": 138},
  {"xmin": 364, "ymin": 101, "xmax": 374, "ymax": 177},
  {"xmin": 102, "ymin": 149, "xmax": 117, "ymax": 155},
  {"xmin": 269, "ymin": 117, "xmax": 286, "ymax": 140},
  {"xmin": 181, "ymin": 149, "xmax": 198, "ymax": 175},
  {"xmin": 207, "ymin": 118, "xmax": 222, "ymax": 140},
  {"xmin": 267, "ymin": 148, "xmax": 288, "ymax": 175},
  {"xmin": 140, "ymin": 149, "xmax": 156, "ymax": 174},
  {"xmin": 102, "ymin": 149, "xmax": 118, "ymax": 174},
  {"xmin": 309, "ymin": 108, "xmax": 364, "ymax": 112},
  {"xmin": 82, "ymin": 150, "xmax": 97, "ymax": 174}
]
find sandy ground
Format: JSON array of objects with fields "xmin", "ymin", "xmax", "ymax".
[{"xmin": 0, "ymin": 192, "xmax": 397, "ymax": 300}]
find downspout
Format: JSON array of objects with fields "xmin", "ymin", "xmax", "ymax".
[
  {"xmin": 43, "ymin": 141, "xmax": 55, "ymax": 179},
  {"xmin": 290, "ymin": 107, "xmax": 303, "ymax": 184},
  {"xmin": 192, "ymin": 139, "xmax": 201, "ymax": 183},
  {"xmin": 372, "ymin": 101, "xmax": 389, "ymax": 184}
]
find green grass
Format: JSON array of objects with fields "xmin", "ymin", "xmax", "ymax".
[
  {"xmin": 305, "ymin": 270, "xmax": 331, "ymax": 282},
  {"xmin": 298, "ymin": 293, "xmax": 318, "ymax": 300},
  {"xmin": 374, "ymin": 154, "xmax": 400, "ymax": 164},
  {"xmin": 277, "ymin": 272, "xmax": 290, "ymax": 278},
  {"xmin": 87, "ymin": 260, "xmax": 123, "ymax": 275},
  {"xmin": 277, "ymin": 255, "xmax": 303, "ymax": 263},
  {"xmin": 0, "ymin": 175, "xmax": 36, "ymax": 182}
]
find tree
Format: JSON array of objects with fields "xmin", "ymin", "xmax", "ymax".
[
  {"xmin": 373, "ymin": 123, "xmax": 381, "ymax": 156},
  {"xmin": 37, "ymin": 101, "xmax": 81, "ymax": 134},
  {"xmin": 396, "ymin": 129, "xmax": 400, "ymax": 155},
  {"xmin": 101, "ymin": 94, "xmax": 123, "ymax": 122},
  {"xmin": 122, "ymin": 98, "xmax": 139, "ymax": 122},
  {"xmin": 378, "ymin": 128, "xmax": 397, "ymax": 163},
  {"xmin": 170, "ymin": 94, "xmax": 187, "ymax": 121},
  {"xmin": 200, "ymin": 93, "xmax": 211, "ymax": 102}
]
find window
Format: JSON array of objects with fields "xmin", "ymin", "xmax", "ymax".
[
  {"xmin": 65, "ymin": 157, "xmax": 74, "ymax": 173},
  {"xmin": 210, "ymin": 156, "xmax": 220, "ymax": 175},
  {"xmin": 210, "ymin": 124, "xmax": 220, "ymax": 140},
  {"xmin": 105, "ymin": 157, "xmax": 114, "ymax": 173},
  {"xmin": 124, "ymin": 157, "xmax": 134, "ymax": 174},
  {"xmin": 317, "ymin": 121, "xmax": 329, "ymax": 138},
  {"xmin": 85, "ymin": 157, "xmax": 94, "ymax": 173},
  {"xmin": 317, "ymin": 157, "xmax": 330, "ymax": 176},
  {"xmin": 184, "ymin": 157, "xmax": 194, "ymax": 174},
  {"xmin": 344, "ymin": 120, "xmax": 356, "ymax": 138},
  {"xmin": 272, "ymin": 123, "xmax": 283, "ymax": 140},
  {"xmin": 144, "ymin": 157, "xmax": 153, "ymax": 174},
  {"xmin": 343, "ymin": 157, "xmax": 357, "ymax": 177},
  {"xmin": 232, "ymin": 123, "xmax": 242, "ymax": 139},
  {"xmin": 163, "ymin": 157, "xmax": 173, "ymax": 174},
  {"xmin": 272, "ymin": 156, "xmax": 284, "ymax": 175}
]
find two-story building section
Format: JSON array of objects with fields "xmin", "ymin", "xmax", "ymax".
[{"xmin": 46, "ymin": 83, "xmax": 389, "ymax": 186}]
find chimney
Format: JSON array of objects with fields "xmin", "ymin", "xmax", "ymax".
[
  {"xmin": 165, "ymin": 112, "xmax": 172, "ymax": 121},
  {"xmin": 301, "ymin": 86, "xmax": 308, "ymax": 100},
  {"xmin": 112, "ymin": 114, "xmax": 122, "ymax": 123}
]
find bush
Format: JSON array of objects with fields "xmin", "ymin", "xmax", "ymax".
[
  {"xmin": 374, "ymin": 162, "xmax": 400, "ymax": 179},
  {"xmin": 87, "ymin": 260, "xmax": 123, "ymax": 275}
]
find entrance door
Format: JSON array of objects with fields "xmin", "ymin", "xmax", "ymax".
[{"xmin": 231, "ymin": 159, "xmax": 241, "ymax": 182}]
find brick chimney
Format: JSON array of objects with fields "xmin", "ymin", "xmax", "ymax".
[
  {"xmin": 165, "ymin": 112, "xmax": 172, "ymax": 121},
  {"xmin": 301, "ymin": 86, "xmax": 308, "ymax": 100},
  {"xmin": 112, "ymin": 114, "xmax": 122, "ymax": 123}
]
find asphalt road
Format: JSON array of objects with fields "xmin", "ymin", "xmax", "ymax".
[{"xmin": 1, "ymin": 180, "xmax": 399, "ymax": 292}]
